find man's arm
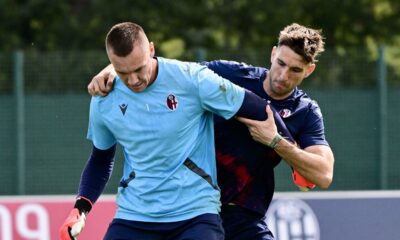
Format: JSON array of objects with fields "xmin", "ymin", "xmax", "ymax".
[
  {"xmin": 59, "ymin": 144, "xmax": 116, "ymax": 239},
  {"xmin": 89, "ymin": 60, "xmax": 241, "ymax": 97},
  {"xmin": 87, "ymin": 63, "xmax": 322, "ymax": 188},
  {"xmin": 77, "ymin": 144, "xmax": 116, "ymax": 202},
  {"xmin": 276, "ymin": 141, "xmax": 334, "ymax": 189},
  {"xmin": 87, "ymin": 64, "xmax": 116, "ymax": 96},
  {"xmin": 237, "ymin": 108, "xmax": 334, "ymax": 189}
]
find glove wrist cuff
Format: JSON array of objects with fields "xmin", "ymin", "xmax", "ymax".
[{"xmin": 74, "ymin": 196, "xmax": 93, "ymax": 215}]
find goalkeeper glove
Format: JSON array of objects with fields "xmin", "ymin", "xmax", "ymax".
[
  {"xmin": 292, "ymin": 168, "xmax": 316, "ymax": 191},
  {"xmin": 59, "ymin": 196, "xmax": 92, "ymax": 240}
]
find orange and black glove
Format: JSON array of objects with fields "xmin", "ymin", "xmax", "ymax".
[{"xmin": 59, "ymin": 197, "xmax": 92, "ymax": 240}]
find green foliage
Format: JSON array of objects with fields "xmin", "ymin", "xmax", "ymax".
[
  {"xmin": 2, "ymin": 0, "xmax": 399, "ymax": 50},
  {"xmin": 0, "ymin": 0, "xmax": 399, "ymax": 89}
]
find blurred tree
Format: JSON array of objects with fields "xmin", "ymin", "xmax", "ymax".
[
  {"xmin": 1, "ymin": 0, "xmax": 398, "ymax": 51},
  {"xmin": 0, "ymin": 0, "xmax": 399, "ymax": 89}
]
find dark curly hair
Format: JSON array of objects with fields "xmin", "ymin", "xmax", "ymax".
[{"xmin": 278, "ymin": 23, "xmax": 325, "ymax": 63}]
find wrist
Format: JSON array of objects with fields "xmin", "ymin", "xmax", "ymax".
[
  {"xmin": 74, "ymin": 196, "xmax": 93, "ymax": 215},
  {"xmin": 268, "ymin": 134, "xmax": 283, "ymax": 149}
]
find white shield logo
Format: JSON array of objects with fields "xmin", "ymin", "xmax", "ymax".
[{"xmin": 266, "ymin": 198, "xmax": 320, "ymax": 240}]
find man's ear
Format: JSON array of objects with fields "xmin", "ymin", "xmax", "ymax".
[
  {"xmin": 305, "ymin": 63, "xmax": 316, "ymax": 78},
  {"xmin": 270, "ymin": 46, "xmax": 277, "ymax": 63},
  {"xmin": 149, "ymin": 42, "xmax": 155, "ymax": 57}
]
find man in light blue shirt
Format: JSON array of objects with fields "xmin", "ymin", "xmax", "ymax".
[
  {"xmin": 60, "ymin": 22, "xmax": 272, "ymax": 240},
  {"xmin": 89, "ymin": 54, "xmax": 243, "ymax": 223}
]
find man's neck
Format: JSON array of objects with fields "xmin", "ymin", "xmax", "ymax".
[
  {"xmin": 262, "ymin": 75, "xmax": 294, "ymax": 101},
  {"xmin": 150, "ymin": 57, "xmax": 159, "ymax": 84}
]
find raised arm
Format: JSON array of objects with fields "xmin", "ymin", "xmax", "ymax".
[{"xmin": 87, "ymin": 64, "xmax": 116, "ymax": 96}]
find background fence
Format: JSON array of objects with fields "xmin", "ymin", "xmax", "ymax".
[{"xmin": 0, "ymin": 47, "xmax": 399, "ymax": 196}]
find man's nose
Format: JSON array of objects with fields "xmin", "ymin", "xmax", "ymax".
[
  {"xmin": 127, "ymin": 73, "xmax": 139, "ymax": 85},
  {"xmin": 280, "ymin": 69, "xmax": 289, "ymax": 81}
]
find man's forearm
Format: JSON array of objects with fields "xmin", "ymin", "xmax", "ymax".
[
  {"xmin": 274, "ymin": 141, "xmax": 334, "ymax": 189},
  {"xmin": 78, "ymin": 144, "xmax": 116, "ymax": 204}
]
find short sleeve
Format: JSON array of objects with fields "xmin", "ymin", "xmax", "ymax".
[
  {"xmin": 298, "ymin": 100, "xmax": 329, "ymax": 148},
  {"xmin": 195, "ymin": 66, "xmax": 245, "ymax": 119},
  {"xmin": 87, "ymin": 97, "xmax": 116, "ymax": 150}
]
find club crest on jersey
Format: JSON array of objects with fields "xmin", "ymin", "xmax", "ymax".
[
  {"xmin": 166, "ymin": 94, "xmax": 178, "ymax": 111},
  {"xmin": 279, "ymin": 109, "xmax": 292, "ymax": 118}
]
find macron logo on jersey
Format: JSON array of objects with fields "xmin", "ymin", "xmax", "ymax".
[
  {"xmin": 166, "ymin": 94, "xmax": 178, "ymax": 111},
  {"xmin": 119, "ymin": 103, "xmax": 128, "ymax": 115}
]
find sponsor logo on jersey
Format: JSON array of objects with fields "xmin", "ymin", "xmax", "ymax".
[
  {"xmin": 119, "ymin": 103, "xmax": 128, "ymax": 115},
  {"xmin": 266, "ymin": 198, "xmax": 320, "ymax": 240},
  {"xmin": 166, "ymin": 94, "xmax": 178, "ymax": 111}
]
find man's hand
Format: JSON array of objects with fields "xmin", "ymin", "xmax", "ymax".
[
  {"xmin": 236, "ymin": 105, "xmax": 278, "ymax": 146},
  {"xmin": 59, "ymin": 208, "xmax": 86, "ymax": 240},
  {"xmin": 292, "ymin": 169, "xmax": 316, "ymax": 191},
  {"xmin": 87, "ymin": 64, "xmax": 116, "ymax": 96}
]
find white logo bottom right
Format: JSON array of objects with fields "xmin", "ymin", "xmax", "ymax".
[{"xmin": 266, "ymin": 198, "xmax": 320, "ymax": 240}]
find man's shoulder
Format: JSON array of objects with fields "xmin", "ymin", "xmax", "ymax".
[
  {"xmin": 292, "ymin": 88, "xmax": 314, "ymax": 106},
  {"xmin": 203, "ymin": 60, "xmax": 266, "ymax": 86},
  {"xmin": 160, "ymin": 57, "xmax": 203, "ymax": 69},
  {"xmin": 206, "ymin": 60, "xmax": 266, "ymax": 72},
  {"xmin": 160, "ymin": 57, "xmax": 207, "ymax": 77},
  {"xmin": 90, "ymin": 79, "xmax": 127, "ymax": 106},
  {"xmin": 290, "ymin": 88, "xmax": 323, "ymax": 120}
]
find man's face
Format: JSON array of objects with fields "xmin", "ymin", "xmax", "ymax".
[
  {"xmin": 107, "ymin": 34, "xmax": 155, "ymax": 92},
  {"xmin": 266, "ymin": 45, "xmax": 315, "ymax": 99}
]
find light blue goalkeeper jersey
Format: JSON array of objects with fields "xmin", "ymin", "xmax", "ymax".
[{"xmin": 87, "ymin": 57, "xmax": 245, "ymax": 222}]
